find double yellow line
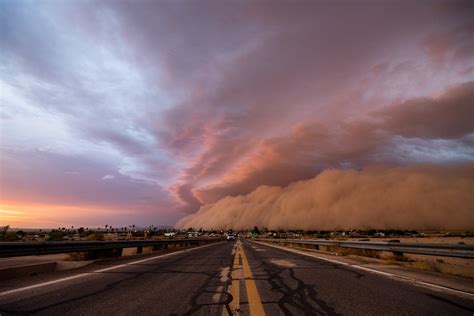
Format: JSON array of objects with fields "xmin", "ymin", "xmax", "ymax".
[{"xmin": 226, "ymin": 240, "xmax": 265, "ymax": 316}]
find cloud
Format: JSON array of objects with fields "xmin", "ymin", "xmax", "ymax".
[
  {"xmin": 177, "ymin": 163, "xmax": 474, "ymax": 230},
  {"xmin": 375, "ymin": 81, "xmax": 474, "ymax": 139},
  {"xmin": 0, "ymin": 149, "xmax": 176, "ymax": 214},
  {"xmin": 64, "ymin": 171, "xmax": 80, "ymax": 175},
  {"xmin": 180, "ymin": 81, "xmax": 474, "ymax": 207},
  {"xmin": 137, "ymin": 1, "xmax": 473, "ymax": 211},
  {"xmin": 423, "ymin": 22, "xmax": 474, "ymax": 65},
  {"xmin": 1, "ymin": 0, "xmax": 472, "ymax": 228}
]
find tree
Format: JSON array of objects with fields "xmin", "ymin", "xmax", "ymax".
[
  {"xmin": 1, "ymin": 225, "xmax": 10, "ymax": 241},
  {"xmin": 253, "ymin": 226, "xmax": 260, "ymax": 235}
]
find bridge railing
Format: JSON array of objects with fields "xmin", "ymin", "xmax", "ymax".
[
  {"xmin": 0, "ymin": 238, "xmax": 223, "ymax": 259},
  {"xmin": 257, "ymin": 238, "xmax": 474, "ymax": 258}
]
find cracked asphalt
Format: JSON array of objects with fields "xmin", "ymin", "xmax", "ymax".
[{"xmin": 0, "ymin": 239, "xmax": 473, "ymax": 315}]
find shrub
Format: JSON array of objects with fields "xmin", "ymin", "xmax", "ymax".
[
  {"xmin": 47, "ymin": 231, "xmax": 66, "ymax": 241},
  {"xmin": 85, "ymin": 233, "xmax": 104, "ymax": 241}
]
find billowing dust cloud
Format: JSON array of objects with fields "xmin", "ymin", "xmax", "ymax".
[{"xmin": 177, "ymin": 164, "xmax": 474, "ymax": 230}]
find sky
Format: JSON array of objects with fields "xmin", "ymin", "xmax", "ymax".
[{"xmin": 0, "ymin": 0, "xmax": 473, "ymax": 229}]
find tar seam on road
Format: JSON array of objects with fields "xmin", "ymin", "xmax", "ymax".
[
  {"xmin": 252, "ymin": 240, "xmax": 474, "ymax": 300},
  {"xmin": 226, "ymin": 242, "xmax": 241, "ymax": 315},
  {"xmin": 0, "ymin": 241, "xmax": 225, "ymax": 298}
]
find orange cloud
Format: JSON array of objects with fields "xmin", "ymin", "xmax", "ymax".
[{"xmin": 187, "ymin": 81, "xmax": 474, "ymax": 206}]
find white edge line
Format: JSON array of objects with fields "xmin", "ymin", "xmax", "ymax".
[
  {"xmin": 0, "ymin": 241, "xmax": 224, "ymax": 297},
  {"xmin": 252, "ymin": 240, "xmax": 474, "ymax": 299}
]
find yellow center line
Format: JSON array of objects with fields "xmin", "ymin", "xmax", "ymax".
[
  {"xmin": 225, "ymin": 240, "xmax": 265, "ymax": 316},
  {"xmin": 240, "ymin": 240, "xmax": 266, "ymax": 316}
]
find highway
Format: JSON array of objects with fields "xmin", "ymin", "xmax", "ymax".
[{"xmin": 0, "ymin": 239, "xmax": 472, "ymax": 315}]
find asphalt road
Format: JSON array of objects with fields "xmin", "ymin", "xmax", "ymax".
[{"xmin": 0, "ymin": 239, "xmax": 472, "ymax": 315}]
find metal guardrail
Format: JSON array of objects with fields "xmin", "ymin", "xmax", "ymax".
[
  {"xmin": 0, "ymin": 238, "xmax": 223, "ymax": 258},
  {"xmin": 258, "ymin": 238, "xmax": 474, "ymax": 258}
]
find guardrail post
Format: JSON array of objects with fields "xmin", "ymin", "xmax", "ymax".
[
  {"xmin": 137, "ymin": 246, "xmax": 143, "ymax": 254},
  {"xmin": 392, "ymin": 250, "xmax": 404, "ymax": 261},
  {"xmin": 84, "ymin": 251, "xmax": 95, "ymax": 260},
  {"xmin": 152, "ymin": 245, "xmax": 161, "ymax": 251},
  {"xmin": 84, "ymin": 248, "xmax": 123, "ymax": 260}
]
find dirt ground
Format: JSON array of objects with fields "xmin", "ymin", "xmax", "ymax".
[
  {"xmin": 333, "ymin": 237, "xmax": 473, "ymax": 278},
  {"xmin": 374, "ymin": 236, "xmax": 473, "ymax": 244}
]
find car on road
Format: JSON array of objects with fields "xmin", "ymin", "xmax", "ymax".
[{"xmin": 226, "ymin": 234, "xmax": 236, "ymax": 241}]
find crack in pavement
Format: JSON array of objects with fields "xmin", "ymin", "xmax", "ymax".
[
  {"xmin": 244, "ymin": 241, "xmax": 340, "ymax": 316},
  {"xmin": 1, "ymin": 247, "xmax": 231, "ymax": 315}
]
